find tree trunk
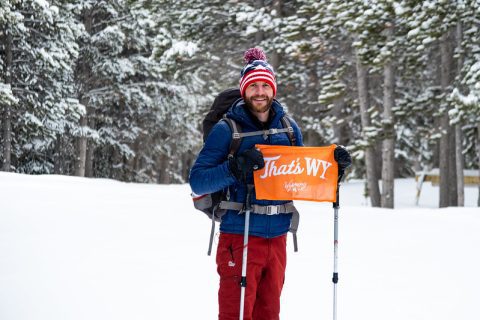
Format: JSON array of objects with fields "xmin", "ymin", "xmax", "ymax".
[
  {"xmin": 356, "ymin": 52, "xmax": 381, "ymax": 207},
  {"xmin": 53, "ymin": 134, "xmax": 63, "ymax": 174},
  {"xmin": 439, "ymin": 32, "xmax": 450, "ymax": 207},
  {"xmin": 455, "ymin": 124, "xmax": 464, "ymax": 206},
  {"xmin": 85, "ymin": 116, "xmax": 96, "ymax": 177},
  {"xmin": 272, "ymin": 0, "xmax": 283, "ymax": 15},
  {"xmin": 255, "ymin": 0, "xmax": 264, "ymax": 44},
  {"xmin": 439, "ymin": 114, "xmax": 450, "ymax": 208},
  {"xmin": 332, "ymin": 100, "xmax": 348, "ymax": 145},
  {"xmin": 270, "ymin": 0, "xmax": 283, "ymax": 70},
  {"xmin": 478, "ymin": 122, "xmax": 480, "ymax": 207},
  {"xmin": 157, "ymin": 153, "xmax": 171, "ymax": 184},
  {"xmin": 270, "ymin": 52, "xmax": 281, "ymax": 71},
  {"xmin": 2, "ymin": 33, "xmax": 13, "ymax": 172},
  {"xmin": 2, "ymin": 105, "xmax": 12, "ymax": 172},
  {"xmin": 455, "ymin": 23, "xmax": 465, "ymax": 206},
  {"xmin": 181, "ymin": 151, "xmax": 195, "ymax": 182},
  {"xmin": 448, "ymin": 127, "xmax": 458, "ymax": 206},
  {"xmin": 85, "ymin": 141, "xmax": 94, "ymax": 177},
  {"xmin": 111, "ymin": 147, "xmax": 122, "ymax": 181},
  {"xmin": 381, "ymin": 25, "xmax": 395, "ymax": 209},
  {"xmin": 75, "ymin": 11, "xmax": 93, "ymax": 178},
  {"xmin": 439, "ymin": 31, "xmax": 457, "ymax": 207},
  {"xmin": 75, "ymin": 114, "xmax": 88, "ymax": 177}
]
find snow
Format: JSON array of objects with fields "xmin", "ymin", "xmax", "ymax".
[
  {"xmin": 161, "ymin": 40, "xmax": 199, "ymax": 60},
  {"xmin": 393, "ymin": 2, "xmax": 406, "ymax": 15},
  {"xmin": 0, "ymin": 83, "xmax": 19, "ymax": 105},
  {"xmin": 33, "ymin": 0, "xmax": 50, "ymax": 9},
  {"xmin": 23, "ymin": 112, "xmax": 44, "ymax": 128},
  {"xmin": 407, "ymin": 27, "xmax": 420, "ymax": 38},
  {"xmin": 0, "ymin": 172, "xmax": 479, "ymax": 320}
]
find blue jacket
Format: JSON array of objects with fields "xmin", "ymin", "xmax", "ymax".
[{"xmin": 189, "ymin": 99, "xmax": 303, "ymax": 238}]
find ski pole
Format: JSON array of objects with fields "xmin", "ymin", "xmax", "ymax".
[
  {"xmin": 332, "ymin": 173, "xmax": 342, "ymax": 320},
  {"xmin": 239, "ymin": 183, "xmax": 253, "ymax": 320},
  {"xmin": 207, "ymin": 208, "xmax": 216, "ymax": 256}
]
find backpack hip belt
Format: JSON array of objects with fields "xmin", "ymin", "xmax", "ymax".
[
  {"xmin": 219, "ymin": 200, "xmax": 300, "ymax": 251},
  {"xmin": 219, "ymin": 201, "xmax": 295, "ymax": 215}
]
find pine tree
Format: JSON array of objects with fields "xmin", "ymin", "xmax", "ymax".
[
  {"xmin": 1, "ymin": 0, "xmax": 82, "ymax": 173},
  {"xmin": 402, "ymin": 0, "xmax": 475, "ymax": 207},
  {"xmin": 0, "ymin": 0, "xmax": 16, "ymax": 171},
  {"xmin": 450, "ymin": 0, "xmax": 480, "ymax": 207}
]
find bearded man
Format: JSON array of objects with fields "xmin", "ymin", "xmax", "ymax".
[{"xmin": 189, "ymin": 48, "xmax": 350, "ymax": 320}]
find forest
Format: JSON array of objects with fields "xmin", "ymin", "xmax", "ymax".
[{"xmin": 1, "ymin": 0, "xmax": 479, "ymax": 208}]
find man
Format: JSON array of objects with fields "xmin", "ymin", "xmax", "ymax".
[{"xmin": 190, "ymin": 48, "xmax": 351, "ymax": 320}]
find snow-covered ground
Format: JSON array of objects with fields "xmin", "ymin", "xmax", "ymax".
[{"xmin": 0, "ymin": 172, "xmax": 479, "ymax": 320}]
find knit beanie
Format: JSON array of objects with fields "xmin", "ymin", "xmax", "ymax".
[{"xmin": 239, "ymin": 48, "xmax": 277, "ymax": 98}]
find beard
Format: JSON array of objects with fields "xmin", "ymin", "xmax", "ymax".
[{"xmin": 244, "ymin": 95, "xmax": 274, "ymax": 114}]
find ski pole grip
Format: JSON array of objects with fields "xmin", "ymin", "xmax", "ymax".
[
  {"xmin": 333, "ymin": 180, "xmax": 340, "ymax": 209},
  {"xmin": 240, "ymin": 276, "xmax": 247, "ymax": 287},
  {"xmin": 332, "ymin": 272, "xmax": 339, "ymax": 284}
]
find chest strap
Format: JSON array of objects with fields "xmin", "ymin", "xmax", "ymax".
[
  {"xmin": 222, "ymin": 115, "xmax": 296, "ymax": 158},
  {"xmin": 234, "ymin": 128, "xmax": 293, "ymax": 140},
  {"xmin": 219, "ymin": 200, "xmax": 300, "ymax": 252}
]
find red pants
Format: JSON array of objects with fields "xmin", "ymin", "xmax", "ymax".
[{"xmin": 216, "ymin": 233, "xmax": 287, "ymax": 320}]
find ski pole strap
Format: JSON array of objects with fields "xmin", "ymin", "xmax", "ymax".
[
  {"xmin": 289, "ymin": 206, "xmax": 300, "ymax": 252},
  {"xmin": 207, "ymin": 213, "xmax": 215, "ymax": 256}
]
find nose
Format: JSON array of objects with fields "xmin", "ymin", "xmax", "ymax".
[{"xmin": 254, "ymin": 85, "xmax": 266, "ymax": 95}]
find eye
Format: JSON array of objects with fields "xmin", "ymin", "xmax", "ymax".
[{"xmin": 263, "ymin": 83, "xmax": 271, "ymax": 88}]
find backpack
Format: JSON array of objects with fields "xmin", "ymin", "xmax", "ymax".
[
  {"xmin": 191, "ymin": 88, "xmax": 298, "ymax": 255},
  {"xmin": 202, "ymin": 88, "xmax": 242, "ymax": 142}
]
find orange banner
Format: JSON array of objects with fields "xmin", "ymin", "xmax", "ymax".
[{"xmin": 253, "ymin": 144, "xmax": 338, "ymax": 202}]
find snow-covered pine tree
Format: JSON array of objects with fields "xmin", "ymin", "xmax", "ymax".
[
  {"xmin": 402, "ymin": 1, "xmax": 473, "ymax": 207},
  {"xmin": 65, "ymin": 0, "xmax": 187, "ymax": 182},
  {"xmin": 450, "ymin": 0, "xmax": 480, "ymax": 207},
  {"xmin": 344, "ymin": 1, "xmax": 412, "ymax": 209},
  {"xmin": 0, "ymin": 0, "xmax": 82, "ymax": 174},
  {"xmin": 0, "ymin": 0, "xmax": 17, "ymax": 171},
  {"xmin": 301, "ymin": 0, "xmax": 383, "ymax": 207},
  {"xmin": 149, "ymin": 0, "xmax": 227, "ymax": 182},
  {"xmin": 291, "ymin": 0, "xmax": 404, "ymax": 207}
]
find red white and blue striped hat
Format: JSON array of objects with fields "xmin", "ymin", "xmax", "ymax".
[{"xmin": 239, "ymin": 48, "xmax": 277, "ymax": 98}]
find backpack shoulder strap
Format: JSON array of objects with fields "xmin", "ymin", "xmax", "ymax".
[
  {"xmin": 280, "ymin": 115, "xmax": 297, "ymax": 146},
  {"xmin": 222, "ymin": 116, "xmax": 242, "ymax": 158},
  {"xmin": 222, "ymin": 114, "xmax": 296, "ymax": 156}
]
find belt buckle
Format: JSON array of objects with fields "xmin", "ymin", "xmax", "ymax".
[{"xmin": 266, "ymin": 205, "xmax": 278, "ymax": 215}]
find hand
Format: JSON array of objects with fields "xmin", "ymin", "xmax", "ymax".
[
  {"xmin": 229, "ymin": 148, "xmax": 265, "ymax": 181},
  {"xmin": 334, "ymin": 145, "xmax": 352, "ymax": 176}
]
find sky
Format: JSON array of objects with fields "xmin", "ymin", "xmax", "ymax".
[{"xmin": 0, "ymin": 172, "xmax": 479, "ymax": 320}]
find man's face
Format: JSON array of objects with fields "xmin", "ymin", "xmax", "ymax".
[{"xmin": 244, "ymin": 81, "xmax": 274, "ymax": 114}]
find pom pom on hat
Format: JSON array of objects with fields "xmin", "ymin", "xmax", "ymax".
[
  {"xmin": 239, "ymin": 47, "xmax": 277, "ymax": 97},
  {"xmin": 243, "ymin": 48, "xmax": 267, "ymax": 64}
]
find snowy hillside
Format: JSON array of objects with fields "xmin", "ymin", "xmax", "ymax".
[{"xmin": 0, "ymin": 172, "xmax": 479, "ymax": 320}]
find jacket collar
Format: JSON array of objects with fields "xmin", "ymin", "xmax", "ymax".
[{"xmin": 227, "ymin": 99, "xmax": 286, "ymax": 131}]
